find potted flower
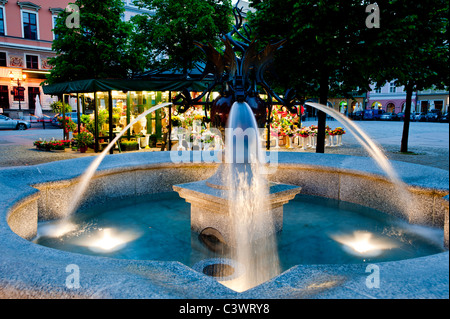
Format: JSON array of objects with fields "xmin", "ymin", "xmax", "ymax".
[
  {"xmin": 333, "ymin": 127, "xmax": 346, "ymax": 146},
  {"xmin": 34, "ymin": 139, "xmax": 44, "ymax": 150},
  {"xmin": 74, "ymin": 131, "xmax": 94, "ymax": 153},
  {"xmin": 297, "ymin": 128, "xmax": 309, "ymax": 149},
  {"xmin": 308, "ymin": 125, "xmax": 318, "ymax": 149},
  {"xmin": 201, "ymin": 132, "xmax": 215, "ymax": 150},
  {"xmin": 49, "ymin": 141, "xmax": 65, "ymax": 152},
  {"xmin": 171, "ymin": 115, "xmax": 181, "ymax": 127}
]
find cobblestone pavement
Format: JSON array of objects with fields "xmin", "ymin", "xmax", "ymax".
[{"xmin": 0, "ymin": 120, "xmax": 448, "ymax": 171}]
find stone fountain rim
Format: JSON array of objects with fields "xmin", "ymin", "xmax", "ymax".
[{"xmin": 0, "ymin": 151, "xmax": 448, "ymax": 299}]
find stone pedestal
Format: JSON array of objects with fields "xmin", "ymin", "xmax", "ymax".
[{"xmin": 173, "ymin": 180, "xmax": 301, "ymax": 246}]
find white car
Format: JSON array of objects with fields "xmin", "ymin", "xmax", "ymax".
[{"xmin": 0, "ymin": 115, "xmax": 31, "ymax": 130}]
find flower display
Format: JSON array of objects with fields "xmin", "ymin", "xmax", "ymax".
[
  {"xmin": 297, "ymin": 128, "xmax": 310, "ymax": 138},
  {"xmin": 271, "ymin": 106, "xmax": 299, "ymax": 137},
  {"xmin": 57, "ymin": 116, "xmax": 77, "ymax": 134},
  {"xmin": 201, "ymin": 132, "xmax": 215, "ymax": 144},
  {"xmin": 171, "ymin": 115, "xmax": 182, "ymax": 127},
  {"xmin": 34, "ymin": 138, "xmax": 71, "ymax": 151},
  {"xmin": 73, "ymin": 131, "xmax": 94, "ymax": 148},
  {"xmin": 333, "ymin": 127, "xmax": 346, "ymax": 135},
  {"xmin": 308, "ymin": 125, "xmax": 318, "ymax": 137}
]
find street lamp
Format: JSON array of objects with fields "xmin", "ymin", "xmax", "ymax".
[{"xmin": 9, "ymin": 72, "xmax": 27, "ymax": 111}]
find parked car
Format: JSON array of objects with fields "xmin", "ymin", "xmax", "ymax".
[
  {"xmin": 425, "ymin": 109, "xmax": 442, "ymax": 122},
  {"xmin": 364, "ymin": 109, "xmax": 385, "ymax": 120},
  {"xmin": 439, "ymin": 112, "xmax": 449, "ymax": 123},
  {"xmin": 414, "ymin": 112, "xmax": 427, "ymax": 122},
  {"xmin": 51, "ymin": 112, "xmax": 79, "ymax": 126},
  {"xmin": 20, "ymin": 115, "xmax": 40, "ymax": 123},
  {"xmin": 349, "ymin": 111, "xmax": 364, "ymax": 120},
  {"xmin": 380, "ymin": 112, "xmax": 399, "ymax": 121},
  {"xmin": 397, "ymin": 112, "xmax": 406, "ymax": 121},
  {"xmin": 0, "ymin": 115, "xmax": 31, "ymax": 130}
]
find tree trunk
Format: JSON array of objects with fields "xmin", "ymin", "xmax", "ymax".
[
  {"xmin": 400, "ymin": 82, "xmax": 414, "ymax": 153},
  {"xmin": 316, "ymin": 73, "xmax": 329, "ymax": 153}
]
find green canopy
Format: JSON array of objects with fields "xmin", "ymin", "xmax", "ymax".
[{"xmin": 42, "ymin": 78, "xmax": 212, "ymax": 95}]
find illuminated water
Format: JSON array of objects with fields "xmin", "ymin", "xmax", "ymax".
[{"xmin": 34, "ymin": 192, "xmax": 445, "ymax": 271}]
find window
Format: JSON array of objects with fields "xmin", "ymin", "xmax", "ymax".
[
  {"xmin": 375, "ymin": 87, "xmax": 381, "ymax": 93},
  {"xmin": 53, "ymin": 16, "xmax": 59, "ymax": 40},
  {"xmin": 0, "ymin": 52, "xmax": 6, "ymax": 66},
  {"xmin": 0, "ymin": 7, "xmax": 5, "ymax": 36},
  {"xmin": 389, "ymin": 82, "xmax": 396, "ymax": 93},
  {"xmin": 23, "ymin": 12, "xmax": 37, "ymax": 39},
  {"xmin": 0, "ymin": 85, "xmax": 9, "ymax": 108},
  {"xmin": 26, "ymin": 55, "xmax": 39, "ymax": 69}
]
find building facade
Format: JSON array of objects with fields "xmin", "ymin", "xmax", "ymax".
[
  {"xmin": 366, "ymin": 81, "xmax": 418, "ymax": 114},
  {"xmin": 0, "ymin": 0, "xmax": 71, "ymax": 118},
  {"xmin": 416, "ymin": 88, "xmax": 449, "ymax": 114},
  {"xmin": 367, "ymin": 82, "xmax": 449, "ymax": 114},
  {"xmin": 0, "ymin": 0, "xmax": 151, "ymax": 118}
]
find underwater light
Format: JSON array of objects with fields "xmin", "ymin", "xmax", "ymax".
[
  {"xmin": 331, "ymin": 231, "xmax": 397, "ymax": 257},
  {"xmin": 88, "ymin": 228, "xmax": 131, "ymax": 252}
]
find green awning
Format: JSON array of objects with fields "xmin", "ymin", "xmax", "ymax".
[{"xmin": 42, "ymin": 78, "xmax": 212, "ymax": 95}]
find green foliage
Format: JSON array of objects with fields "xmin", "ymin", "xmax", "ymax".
[
  {"xmin": 131, "ymin": 0, "xmax": 233, "ymax": 74},
  {"xmin": 46, "ymin": 0, "xmax": 141, "ymax": 84},
  {"xmin": 249, "ymin": 0, "xmax": 375, "ymax": 99},
  {"xmin": 50, "ymin": 101, "xmax": 72, "ymax": 114},
  {"xmin": 368, "ymin": 0, "xmax": 449, "ymax": 91},
  {"xmin": 80, "ymin": 114, "xmax": 91, "ymax": 125},
  {"xmin": 74, "ymin": 131, "xmax": 94, "ymax": 147}
]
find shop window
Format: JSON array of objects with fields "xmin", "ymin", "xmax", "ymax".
[
  {"xmin": 26, "ymin": 55, "xmax": 39, "ymax": 69},
  {"xmin": 23, "ymin": 11, "xmax": 37, "ymax": 40},
  {"xmin": 0, "ymin": 85, "xmax": 9, "ymax": 108}
]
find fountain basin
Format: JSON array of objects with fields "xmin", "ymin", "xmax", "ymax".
[{"xmin": 0, "ymin": 151, "xmax": 448, "ymax": 298}]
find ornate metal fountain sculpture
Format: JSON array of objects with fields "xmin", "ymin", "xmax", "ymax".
[
  {"xmin": 173, "ymin": 1, "xmax": 302, "ymax": 248},
  {"xmin": 173, "ymin": 0, "xmax": 300, "ymax": 132}
]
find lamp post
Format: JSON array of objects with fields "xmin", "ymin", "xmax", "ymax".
[{"xmin": 9, "ymin": 72, "xmax": 27, "ymax": 111}]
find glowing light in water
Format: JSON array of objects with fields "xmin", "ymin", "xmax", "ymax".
[
  {"xmin": 332, "ymin": 231, "xmax": 397, "ymax": 257},
  {"xmin": 87, "ymin": 228, "xmax": 134, "ymax": 253}
]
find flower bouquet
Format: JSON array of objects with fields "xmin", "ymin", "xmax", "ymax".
[
  {"xmin": 171, "ymin": 115, "xmax": 182, "ymax": 127},
  {"xmin": 73, "ymin": 131, "xmax": 94, "ymax": 153},
  {"xmin": 201, "ymin": 132, "xmax": 215, "ymax": 150},
  {"xmin": 333, "ymin": 127, "xmax": 345, "ymax": 146}
]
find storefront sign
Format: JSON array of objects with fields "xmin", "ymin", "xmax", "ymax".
[{"xmin": 12, "ymin": 87, "xmax": 25, "ymax": 102}]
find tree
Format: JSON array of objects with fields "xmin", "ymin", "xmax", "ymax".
[
  {"xmin": 131, "ymin": 0, "xmax": 233, "ymax": 75},
  {"xmin": 369, "ymin": 0, "xmax": 449, "ymax": 153},
  {"xmin": 249, "ymin": 0, "xmax": 375, "ymax": 153},
  {"xmin": 46, "ymin": 0, "xmax": 139, "ymax": 84}
]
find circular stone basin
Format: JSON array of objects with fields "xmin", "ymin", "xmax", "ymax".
[{"xmin": 33, "ymin": 192, "xmax": 445, "ymax": 272}]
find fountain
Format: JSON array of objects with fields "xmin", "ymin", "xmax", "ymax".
[
  {"xmin": 173, "ymin": 101, "xmax": 301, "ymax": 291},
  {"xmin": 0, "ymin": 1, "xmax": 447, "ymax": 299}
]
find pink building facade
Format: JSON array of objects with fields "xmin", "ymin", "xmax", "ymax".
[
  {"xmin": 0, "ymin": 0, "xmax": 70, "ymax": 118},
  {"xmin": 366, "ymin": 82, "xmax": 417, "ymax": 114}
]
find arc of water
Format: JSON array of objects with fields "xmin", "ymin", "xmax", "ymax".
[
  {"xmin": 65, "ymin": 102, "xmax": 173, "ymax": 217},
  {"xmin": 305, "ymin": 102, "xmax": 414, "ymax": 218}
]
